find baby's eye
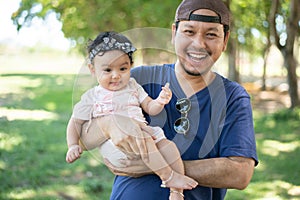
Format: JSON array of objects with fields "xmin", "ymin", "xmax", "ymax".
[
  {"xmin": 120, "ymin": 67, "xmax": 128, "ymax": 71},
  {"xmin": 104, "ymin": 68, "xmax": 111, "ymax": 72}
]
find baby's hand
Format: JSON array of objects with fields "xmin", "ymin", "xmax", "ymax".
[
  {"xmin": 156, "ymin": 83, "xmax": 172, "ymax": 105},
  {"xmin": 66, "ymin": 144, "xmax": 83, "ymax": 163}
]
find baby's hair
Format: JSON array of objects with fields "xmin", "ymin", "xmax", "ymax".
[{"xmin": 87, "ymin": 31, "xmax": 135, "ymax": 64}]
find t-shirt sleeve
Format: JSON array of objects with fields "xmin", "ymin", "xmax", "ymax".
[
  {"xmin": 72, "ymin": 88, "xmax": 94, "ymax": 120},
  {"xmin": 219, "ymin": 88, "xmax": 258, "ymax": 166}
]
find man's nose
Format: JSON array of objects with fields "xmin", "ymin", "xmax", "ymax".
[{"xmin": 193, "ymin": 35, "xmax": 207, "ymax": 49}]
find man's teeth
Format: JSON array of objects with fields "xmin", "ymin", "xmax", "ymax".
[{"xmin": 189, "ymin": 53, "xmax": 206, "ymax": 59}]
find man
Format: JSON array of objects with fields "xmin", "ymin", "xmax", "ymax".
[{"xmin": 83, "ymin": 0, "xmax": 258, "ymax": 199}]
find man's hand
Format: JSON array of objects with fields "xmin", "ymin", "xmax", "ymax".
[{"xmin": 93, "ymin": 115, "xmax": 152, "ymax": 158}]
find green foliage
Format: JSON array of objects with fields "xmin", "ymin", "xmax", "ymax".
[
  {"xmin": 272, "ymin": 108, "xmax": 300, "ymax": 120},
  {"xmin": 12, "ymin": 0, "xmax": 181, "ymax": 53},
  {"xmin": 80, "ymin": 179, "xmax": 104, "ymax": 193},
  {"xmin": 230, "ymin": 0, "xmax": 271, "ymax": 57},
  {"xmin": 11, "ymin": 0, "xmax": 299, "ymax": 62}
]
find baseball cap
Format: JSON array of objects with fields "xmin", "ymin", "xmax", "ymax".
[{"xmin": 175, "ymin": 0, "xmax": 230, "ymax": 28}]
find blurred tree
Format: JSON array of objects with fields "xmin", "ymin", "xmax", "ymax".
[
  {"xmin": 225, "ymin": 0, "xmax": 239, "ymax": 82},
  {"xmin": 229, "ymin": 0, "xmax": 299, "ymax": 108},
  {"xmin": 11, "ymin": 0, "xmax": 300, "ymax": 108},
  {"xmin": 11, "ymin": 0, "xmax": 180, "ymax": 53},
  {"xmin": 268, "ymin": 0, "xmax": 300, "ymax": 108},
  {"xmin": 228, "ymin": 0, "xmax": 271, "ymax": 83}
]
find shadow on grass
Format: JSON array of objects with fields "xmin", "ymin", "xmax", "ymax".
[{"xmin": 226, "ymin": 109, "xmax": 300, "ymax": 200}]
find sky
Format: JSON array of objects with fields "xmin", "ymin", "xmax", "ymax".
[{"xmin": 0, "ymin": 0, "xmax": 71, "ymax": 51}]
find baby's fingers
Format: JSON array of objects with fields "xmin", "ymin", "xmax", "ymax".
[
  {"xmin": 164, "ymin": 82, "xmax": 170, "ymax": 89},
  {"xmin": 162, "ymin": 83, "xmax": 172, "ymax": 99}
]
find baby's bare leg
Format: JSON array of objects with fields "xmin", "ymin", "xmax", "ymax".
[
  {"xmin": 79, "ymin": 117, "xmax": 110, "ymax": 150},
  {"xmin": 156, "ymin": 139, "xmax": 184, "ymax": 173},
  {"xmin": 142, "ymin": 136, "xmax": 197, "ymax": 191},
  {"xmin": 156, "ymin": 139, "xmax": 198, "ymax": 199}
]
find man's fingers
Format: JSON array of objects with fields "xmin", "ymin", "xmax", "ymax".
[
  {"xmin": 111, "ymin": 133, "xmax": 140, "ymax": 156},
  {"xmin": 128, "ymin": 135, "xmax": 141, "ymax": 155},
  {"xmin": 136, "ymin": 136, "xmax": 148, "ymax": 161},
  {"xmin": 114, "ymin": 139, "xmax": 136, "ymax": 155}
]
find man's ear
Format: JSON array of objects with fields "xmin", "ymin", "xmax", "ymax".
[
  {"xmin": 222, "ymin": 31, "xmax": 230, "ymax": 51},
  {"xmin": 171, "ymin": 23, "xmax": 177, "ymax": 45}
]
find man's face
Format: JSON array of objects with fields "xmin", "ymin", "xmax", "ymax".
[{"xmin": 172, "ymin": 9, "xmax": 229, "ymax": 76}]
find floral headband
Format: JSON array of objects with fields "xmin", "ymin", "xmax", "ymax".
[{"xmin": 89, "ymin": 36, "xmax": 137, "ymax": 62}]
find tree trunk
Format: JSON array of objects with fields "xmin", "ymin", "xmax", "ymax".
[
  {"xmin": 228, "ymin": 36, "xmax": 239, "ymax": 82},
  {"xmin": 284, "ymin": 0, "xmax": 300, "ymax": 108},
  {"xmin": 270, "ymin": 0, "xmax": 300, "ymax": 108},
  {"xmin": 226, "ymin": 0, "xmax": 239, "ymax": 82},
  {"xmin": 262, "ymin": 46, "xmax": 270, "ymax": 91},
  {"xmin": 261, "ymin": 0, "xmax": 275, "ymax": 91}
]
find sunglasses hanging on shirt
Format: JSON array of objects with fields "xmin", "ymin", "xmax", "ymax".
[{"xmin": 174, "ymin": 98, "xmax": 191, "ymax": 135}]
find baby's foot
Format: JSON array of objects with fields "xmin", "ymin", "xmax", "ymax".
[
  {"xmin": 161, "ymin": 170, "xmax": 198, "ymax": 190},
  {"xmin": 169, "ymin": 189, "xmax": 184, "ymax": 200}
]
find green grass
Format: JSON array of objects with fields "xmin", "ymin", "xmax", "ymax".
[
  {"xmin": 225, "ymin": 109, "xmax": 300, "ymax": 200},
  {"xmin": 1, "ymin": 73, "xmax": 300, "ymax": 200},
  {"xmin": 0, "ymin": 73, "xmax": 113, "ymax": 200}
]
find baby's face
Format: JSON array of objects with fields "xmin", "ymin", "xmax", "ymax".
[{"xmin": 92, "ymin": 50, "xmax": 132, "ymax": 91}]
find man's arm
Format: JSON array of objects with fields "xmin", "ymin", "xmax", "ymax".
[
  {"xmin": 184, "ymin": 156, "xmax": 255, "ymax": 190},
  {"xmin": 105, "ymin": 156, "xmax": 255, "ymax": 190}
]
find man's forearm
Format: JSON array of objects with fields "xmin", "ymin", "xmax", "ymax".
[{"xmin": 184, "ymin": 157, "xmax": 255, "ymax": 190}]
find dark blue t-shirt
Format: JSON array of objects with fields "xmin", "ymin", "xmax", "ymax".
[{"xmin": 110, "ymin": 64, "xmax": 258, "ymax": 200}]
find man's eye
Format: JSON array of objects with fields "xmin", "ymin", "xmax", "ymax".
[
  {"xmin": 184, "ymin": 30, "xmax": 194, "ymax": 35},
  {"xmin": 207, "ymin": 32, "xmax": 220, "ymax": 39},
  {"xmin": 208, "ymin": 33, "xmax": 217, "ymax": 37}
]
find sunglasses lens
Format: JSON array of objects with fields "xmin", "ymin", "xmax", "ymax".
[
  {"xmin": 175, "ymin": 98, "xmax": 191, "ymax": 113},
  {"xmin": 174, "ymin": 117, "xmax": 189, "ymax": 134}
]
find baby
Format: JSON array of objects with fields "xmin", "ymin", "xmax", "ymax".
[{"xmin": 65, "ymin": 31, "xmax": 198, "ymax": 199}]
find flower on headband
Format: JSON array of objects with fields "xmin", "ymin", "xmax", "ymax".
[
  {"xmin": 103, "ymin": 37, "xmax": 109, "ymax": 43},
  {"xmin": 89, "ymin": 36, "xmax": 136, "ymax": 62}
]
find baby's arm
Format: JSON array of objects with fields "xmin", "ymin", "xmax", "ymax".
[
  {"xmin": 141, "ymin": 83, "xmax": 172, "ymax": 116},
  {"xmin": 66, "ymin": 117, "xmax": 86, "ymax": 163}
]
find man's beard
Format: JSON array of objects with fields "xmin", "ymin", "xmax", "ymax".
[
  {"xmin": 181, "ymin": 62, "xmax": 211, "ymax": 77},
  {"xmin": 179, "ymin": 48, "xmax": 213, "ymax": 76}
]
